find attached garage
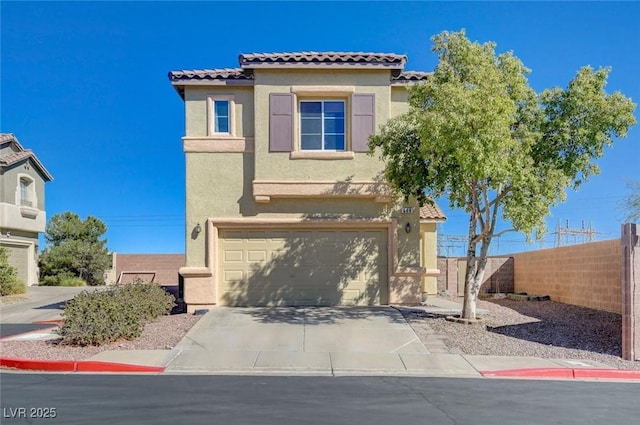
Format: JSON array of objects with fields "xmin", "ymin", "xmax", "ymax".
[
  {"xmin": 219, "ymin": 228, "xmax": 388, "ymax": 306},
  {"xmin": 2, "ymin": 243, "xmax": 29, "ymax": 284}
]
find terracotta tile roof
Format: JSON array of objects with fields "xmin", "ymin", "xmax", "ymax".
[
  {"xmin": 0, "ymin": 133, "xmax": 53, "ymax": 181},
  {"xmin": 169, "ymin": 52, "xmax": 415, "ymax": 86},
  {"xmin": 168, "ymin": 68, "xmax": 251, "ymax": 82},
  {"xmin": 0, "ymin": 150, "xmax": 33, "ymax": 166},
  {"xmin": 238, "ymin": 52, "xmax": 407, "ymax": 68},
  {"xmin": 419, "ymin": 204, "xmax": 447, "ymax": 221},
  {"xmin": 0, "ymin": 133, "xmax": 18, "ymax": 144},
  {"xmin": 393, "ymin": 71, "xmax": 431, "ymax": 82}
]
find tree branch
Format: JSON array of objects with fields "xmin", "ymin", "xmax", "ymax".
[
  {"xmin": 494, "ymin": 228, "xmax": 517, "ymax": 238},
  {"xmin": 488, "ymin": 184, "xmax": 512, "ymax": 207}
]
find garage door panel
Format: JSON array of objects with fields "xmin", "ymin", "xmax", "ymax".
[{"xmin": 220, "ymin": 228, "xmax": 388, "ymax": 307}]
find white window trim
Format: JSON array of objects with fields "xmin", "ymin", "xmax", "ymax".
[
  {"xmin": 15, "ymin": 174, "xmax": 37, "ymax": 209},
  {"xmin": 299, "ymin": 99, "xmax": 346, "ymax": 152},
  {"xmin": 207, "ymin": 95, "xmax": 235, "ymax": 137}
]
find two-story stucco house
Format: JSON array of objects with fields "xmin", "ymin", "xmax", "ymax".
[
  {"xmin": 169, "ymin": 52, "xmax": 445, "ymax": 312},
  {"xmin": 0, "ymin": 133, "xmax": 53, "ymax": 286}
]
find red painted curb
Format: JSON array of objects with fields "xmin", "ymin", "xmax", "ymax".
[
  {"xmin": 0, "ymin": 357, "xmax": 164, "ymax": 373},
  {"xmin": 481, "ymin": 368, "xmax": 574, "ymax": 379},
  {"xmin": 572, "ymin": 368, "xmax": 640, "ymax": 380},
  {"xmin": 76, "ymin": 361, "xmax": 164, "ymax": 373},
  {"xmin": 0, "ymin": 358, "xmax": 76, "ymax": 372},
  {"xmin": 32, "ymin": 319, "xmax": 64, "ymax": 325},
  {"xmin": 481, "ymin": 368, "xmax": 640, "ymax": 381}
]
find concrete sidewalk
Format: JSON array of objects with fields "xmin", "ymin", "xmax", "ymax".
[{"xmin": 2, "ymin": 291, "xmax": 639, "ymax": 380}]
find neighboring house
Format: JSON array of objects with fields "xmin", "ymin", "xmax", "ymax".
[
  {"xmin": 0, "ymin": 133, "xmax": 53, "ymax": 285},
  {"xmin": 169, "ymin": 52, "xmax": 445, "ymax": 312}
]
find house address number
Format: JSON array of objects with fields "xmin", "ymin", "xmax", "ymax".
[{"xmin": 401, "ymin": 207, "xmax": 414, "ymax": 214}]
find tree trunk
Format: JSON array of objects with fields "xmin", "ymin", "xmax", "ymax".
[
  {"xmin": 461, "ymin": 236, "xmax": 492, "ymax": 320},
  {"xmin": 461, "ymin": 215, "xmax": 478, "ymax": 320}
]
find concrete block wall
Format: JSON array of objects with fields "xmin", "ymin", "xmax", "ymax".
[
  {"xmin": 437, "ymin": 256, "xmax": 514, "ymax": 295},
  {"xmin": 114, "ymin": 254, "xmax": 185, "ymax": 285},
  {"xmin": 513, "ymin": 240, "xmax": 621, "ymax": 313}
]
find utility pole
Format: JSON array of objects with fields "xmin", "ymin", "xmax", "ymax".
[{"xmin": 553, "ymin": 219, "xmax": 597, "ymax": 247}]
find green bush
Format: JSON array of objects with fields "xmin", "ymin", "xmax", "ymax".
[
  {"xmin": 40, "ymin": 272, "xmax": 87, "ymax": 287},
  {"xmin": 58, "ymin": 281, "xmax": 176, "ymax": 346},
  {"xmin": 0, "ymin": 247, "xmax": 26, "ymax": 296},
  {"xmin": 1, "ymin": 278, "xmax": 27, "ymax": 296}
]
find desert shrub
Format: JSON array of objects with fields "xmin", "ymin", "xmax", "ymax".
[
  {"xmin": 117, "ymin": 279, "xmax": 176, "ymax": 320},
  {"xmin": 58, "ymin": 281, "xmax": 175, "ymax": 346},
  {"xmin": 0, "ymin": 247, "xmax": 26, "ymax": 296}
]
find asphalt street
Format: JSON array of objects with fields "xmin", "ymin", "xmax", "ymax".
[
  {"xmin": 0, "ymin": 323, "xmax": 57, "ymax": 339},
  {"xmin": 1, "ymin": 374, "xmax": 639, "ymax": 425}
]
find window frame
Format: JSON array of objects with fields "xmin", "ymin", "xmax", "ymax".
[
  {"xmin": 16, "ymin": 174, "xmax": 36, "ymax": 208},
  {"xmin": 207, "ymin": 95, "xmax": 235, "ymax": 137},
  {"xmin": 299, "ymin": 99, "xmax": 346, "ymax": 152}
]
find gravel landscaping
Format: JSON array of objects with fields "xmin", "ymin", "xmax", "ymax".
[
  {"xmin": 401, "ymin": 296, "xmax": 640, "ymax": 370},
  {"xmin": 0, "ymin": 313, "xmax": 201, "ymax": 361}
]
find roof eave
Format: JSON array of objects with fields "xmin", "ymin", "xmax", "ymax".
[{"xmin": 420, "ymin": 217, "xmax": 447, "ymax": 223}]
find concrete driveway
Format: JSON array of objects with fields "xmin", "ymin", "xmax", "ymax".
[
  {"xmin": 166, "ymin": 307, "xmax": 431, "ymax": 375},
  {"xmin": 0, "ymin": 286, "xmax": 96, "ymax": 324}
]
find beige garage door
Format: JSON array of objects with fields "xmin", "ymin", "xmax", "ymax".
[
  {"xmin": 3, "ymin": 244, "xmax": 29, "ymax": 284},
  {"xmin": 219, "ymin": 229, "xmax": 388, "ymax": 306}
]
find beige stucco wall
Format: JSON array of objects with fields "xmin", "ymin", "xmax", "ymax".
[
  {"xmin": 185, "ymin": 86, "xmax": 254, "ymax": 138},
  {"xmin": 0, "ymin": 159, "xmax": 47, "ymax": 234},
  {"xmin": 513, "ymin": 240, "xmax": 622, "ymax": 313},
  {"xmin": 185, "ymin": 152, "xmax": 422, "ymax": 269},
  {"xmin": 253, "ymin": 69, "xmax": 392, "ymax": 182},
  {"xmin": 390, "ymin": 86, "xmax": 410, "ymax": 117},
  {"xmin": 180, "ymin": 68, "xmax": 431, "ymax": 307},
  {"xmin": 1, "ymin": 159, "xmax": 46, "ymax": 209},
  {"xmin": 420, "ymin": 222, "xmax": 438, "ymax": 296}
]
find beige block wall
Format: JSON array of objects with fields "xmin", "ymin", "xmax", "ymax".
[
  {"xmin": 114, "ymin": 254, "xmax": 185, "ymax": 285},
  {"xmin": 436, "ymin": 256, "xmax": 514, "ymax": 295},
  {"xmin": 514, "ymin": 240, "xmax": 621, "ymax": 313}
]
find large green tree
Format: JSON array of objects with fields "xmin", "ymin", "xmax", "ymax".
[
  {"xmin": 40, "ymin": 212, "xmax": 111, "ymax": 286},
  {"xmin": 370, "ymin": 30, "xmax": 636, "ymax": 319}
]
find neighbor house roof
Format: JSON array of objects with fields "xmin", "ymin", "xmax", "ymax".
[
  {"xmin": 168, "ymin": 51, "xmax": 428, "ymax": 97},
  {"xmin": 419, "ymin": 204, "xmax": 447, "ymax": 222},
  {"xmin": 0, "ymin": 133, "xmax": 54, "ymax": 181}
]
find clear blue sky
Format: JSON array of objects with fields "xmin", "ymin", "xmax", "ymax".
[{"xmin": 2, "ymin": 1, "xmax": 638, "ymax": 255}]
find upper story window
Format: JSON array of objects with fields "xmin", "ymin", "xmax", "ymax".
[
  {"xmin": 17, "ymin": 175, "xmax": 36, "ymax": 208},
  {"xmin": 300, "ymin": 100, "xmax": 345, "ymax": 151},
  {"xmin": 214, "ymin": 100, "xmax": 229, "ymax": 133},
  {"xmin": 20, "ymin": 177, "xmax": 32, "ymax": 207},
  {"xmin": 208, "ymin": 95, "xmax": 235, "ymax": 136},
  {"xmin": 269, "ymin": 92, "xmax": 374, "ymax": 155}
]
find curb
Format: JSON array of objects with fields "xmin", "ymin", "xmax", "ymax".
[
  {"xmin": 481, "ymin": 368, "xmax": 640, "ymax": 381},
  {"xmin": 0, "ymin": 357, "xmax": 165, "ymax": 373}
]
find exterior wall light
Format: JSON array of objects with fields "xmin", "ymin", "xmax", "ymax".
[
  {"xmin": 405, "ymin": 222, "xmax": 411, "ymax": 233},
  {"xmin": 195, "ymin": 223, "xmax": 202, "ymax": 234}
]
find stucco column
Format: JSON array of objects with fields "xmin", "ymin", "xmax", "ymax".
[{"xmin": 420, "ymin": 223, "xmax": 438, "ymax": 296}]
